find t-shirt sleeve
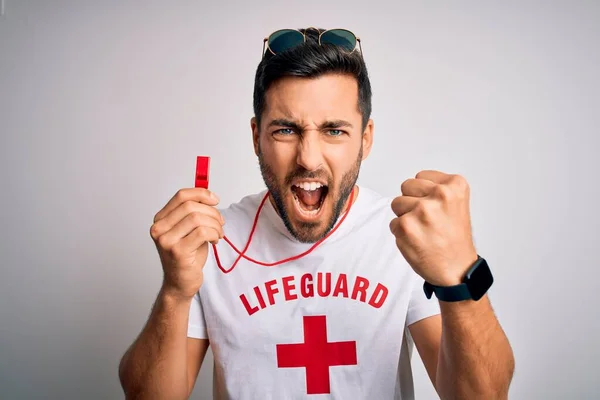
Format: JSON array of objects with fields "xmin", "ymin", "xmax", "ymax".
[
  {"xmin": 187, "ymin": 291, "xmax": 208, "ymax": 339},
  {"xmin": 406, "ymin": 271, "xmax": 441, "ymax": 326}
]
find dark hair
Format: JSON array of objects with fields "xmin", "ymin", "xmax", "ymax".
[{"xmin": 252, "ymin": 28, "xmax": 372, "ymax": 131}]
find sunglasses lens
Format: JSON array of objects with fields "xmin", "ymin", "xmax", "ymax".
[
  {"xmin": 268, "ymin": 29, "xmax": 304, "ymax": 54},
  {"xmin": 320, "ymin": 29, "xmax": 356, "ymax": 51}
]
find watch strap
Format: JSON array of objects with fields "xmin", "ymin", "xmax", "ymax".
[
  {"xmin": 423, "ymin": 281, "xmax": 472, "ymax": 302},
  {"xmin": 423, "ymin": 256, "xmax": 488, "ymax": 302}
]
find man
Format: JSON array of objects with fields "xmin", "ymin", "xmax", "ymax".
[{"xmin": 119, "ymin": 27, "xmax": 515, "ymax": 399}]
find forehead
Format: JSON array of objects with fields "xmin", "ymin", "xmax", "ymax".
[{"xmin": 264, "ymin": 74, "xmax": 360, "ymax": 122}]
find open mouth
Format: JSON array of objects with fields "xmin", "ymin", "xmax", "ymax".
[{"xmin": 291, "ymin": 182, "xmax": 329, "ymax": 219}]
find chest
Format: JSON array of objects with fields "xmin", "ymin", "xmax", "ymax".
[{"xmin": 200, "ymin": 238, "xmax": 415, "ymax": 352}]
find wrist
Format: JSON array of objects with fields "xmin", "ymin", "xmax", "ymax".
[
  {"xmin": 424, "ymin": 254, "xmax": 493, "ymax": 303},
  {"xmin": 433, "ymin": 252, "xmax": 479, "ymax": 287},
  {"xmin": 159, "ymin": 284, "xmax": 196, "ymax": 306}
]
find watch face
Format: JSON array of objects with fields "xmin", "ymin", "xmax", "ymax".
[{"xmin": 465, "ymin": 258, "xmax": 494, "ymax": 301}]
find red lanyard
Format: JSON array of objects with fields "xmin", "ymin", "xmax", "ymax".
[{"xmin": 212, "ymin": 187, "xmax": 356, "ymax": 274}]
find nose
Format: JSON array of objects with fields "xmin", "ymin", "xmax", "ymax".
[{"xmin": 296, "ymin": 132, "xmax": 324, "ymax": 172}]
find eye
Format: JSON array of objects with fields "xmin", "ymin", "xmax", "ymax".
[
  {"xmin": 328, "ymin": 129, "xmax": 344, "ymax": 136},
  {"xmin": 275, "ymin": 128, "xmax": 295, "ymax": 135}
]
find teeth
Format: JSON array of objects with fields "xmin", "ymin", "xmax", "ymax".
[
  {"xmin": 293, "ymin": 182, "xmax": 324, "ymax": 191},
  {"xmin": 300, "ymin": 208, "xmax": 319, "ymax": 216}
]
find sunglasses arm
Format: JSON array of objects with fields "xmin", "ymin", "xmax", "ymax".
[{"xmin": 262, "ymin": 38, "xmax": 267, "ymax": 59}]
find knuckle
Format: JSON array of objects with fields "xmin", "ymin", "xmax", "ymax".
[
  {"xmin": 452, "ymin": 174, "xmax": 470, "ymax": 194},
  {"xmin": 190, "ymin": 212, "xmax": 205, "ymax": 226},
  {"xmin": 392, "ymin": 198, "xmax": 407, "ymax": 217},
  {"xmin": 390, "ymin": 199, "xmax": 399, "ymax": 215},
  {"xmin": 195, "ymin": 225, "xmax": 209, "ymax": 239},
  {"xmin": 204, "ymin": 226, "xmax": 216, "ymax": 238},
  {"xmin": 199, "ymin": 226, "xmax": 217, "ymax": 242},
  {"xmin": 195, "ymin": 188, "xmax": 209, "ymax": 203},
  {"xmin": 451, "ymin": 173, "xmax": 466, "ymax": 185},
  {"xmin": 389, "ymin": 218, "xmax": 400, "ymax": 235},
  {"xmin": 157, "ymin": 234, "xmax": 171, "ymax": 250},
  {"xmin": 433, "ymin": 184, "xmax": 451, "ymax": 200},
  {"xmin": 400, "ymin": 180, "xmax": 409, "ymax": 194},
  {"xmin": 175, "ymin": 189, "xmax": 187, "ymax": 203},
  {"xmin": 398, "ymin": 215, "xmax": 411, "ymax": 231},
  {"xmin": 183, "ymin": 200, "xmax": 196, "ymax": 214},
  {"xmin": 149, "ymin": 223, "xmax": 160, "ymax": 240},
  {"xmin": 413, "ymin": 200, "xmax": 428, "ymax": 216},
  {"xmin": 206, "ymin": 226, "xmax": 218, "ymax": 240},
  {"xmin": 393, "ymin": 216, "xmax": 411, "ymax": 235}
]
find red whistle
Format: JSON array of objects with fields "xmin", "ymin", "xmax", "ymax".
[{"xmin": 195, "ymin": 156, "xmax": 210, "ymax": 189}]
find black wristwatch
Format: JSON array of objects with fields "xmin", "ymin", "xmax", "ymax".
[{"xmin": 423, "ymin": 256, "xmax": 493, "ymax": 302}]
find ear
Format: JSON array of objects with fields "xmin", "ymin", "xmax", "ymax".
[
  {"xmin": 361, "ymin": 119, "xmax": 374, "ymax": 160},
  {"xmin": 251, "ymin": 117, "xmax": 260, "ymax": 156}
]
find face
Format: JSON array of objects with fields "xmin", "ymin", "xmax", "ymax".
[{"xmin": 251, "ymin": 73, "xmax": 373, "ymax": 243}]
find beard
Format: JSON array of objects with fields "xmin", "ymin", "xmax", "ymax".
[{"xmin": 257, "ymin": 144, "xmax": 363, "ymax": 243}]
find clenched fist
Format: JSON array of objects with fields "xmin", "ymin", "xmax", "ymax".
[
  {"xmin": 150, "ymin": 188, "xmax": 225, "ymax": 300},
  {"xmin": 390, "ymin": 170, "xmax": 478, "ymax": 287}
]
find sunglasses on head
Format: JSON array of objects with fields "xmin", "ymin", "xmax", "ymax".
[{"xmin": 262, "ymin": 27, "xmax": 363, "ymax": 59}]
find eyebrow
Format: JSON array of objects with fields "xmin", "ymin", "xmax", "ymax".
[{"xmin": 267, "ymin": 118, "xmax": 354, "ymax": 130}]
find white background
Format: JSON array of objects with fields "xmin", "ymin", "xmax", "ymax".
[{"xmin": 1, "ymin": 1, "xmax": 599, "ymax": 399}]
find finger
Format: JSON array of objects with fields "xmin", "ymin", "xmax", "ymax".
[
  {"xmin": 391, "ymin": 196, "xmax": 419, "ymax": 217},
  {"xmin": 389, "ymin": 217, "xmax": 421, "ymax": 264},
  {"xmin": 389, "ymin": 216, "xmax": 407, "ymax": 238},
  {"xmin": 154, "ymin": 188, "xmax": 220, "ymax": 223},
  {"xmin": 156, "ymin": 212, "xmax": 224, "ymax": 250},
  {"xmin": 177, "ymin": 225, "xmax": 222, "ymax": 255},
  {"xmin": 389, "ymin": 214, "xmax": 423, "ymax": 240},
  {"xmin": 415, "ymin": 170, "xmax": 450, "ymax": 184},
  {"xmin": 152, "ymin": 201, "xmax": 224, "ymax": 238},
  {"xmin": 401, "ymin": 178, "xmax": 436, "ymax": 197}
]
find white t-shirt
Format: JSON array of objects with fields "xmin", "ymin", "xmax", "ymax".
[{"xmin": 188, "ymin": 186, "xmax": 441, "ymax": 400}]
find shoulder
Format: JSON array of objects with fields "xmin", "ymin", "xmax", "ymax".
[
  {"xmin": 355, "ymin": 186, "xmax": 397, "ymax": 220},
  {"xmin": 343, "ymin": 186, "xmax": 399, "ymax": 239}
]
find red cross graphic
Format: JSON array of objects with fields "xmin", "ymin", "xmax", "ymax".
[{"xmin": 276, "ymin": 315, "xmax": 358, "ymax": 395}]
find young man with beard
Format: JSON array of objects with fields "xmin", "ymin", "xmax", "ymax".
[{"xmin": 119, "ymin": 28, "xmax": 515, "ymax": 399}]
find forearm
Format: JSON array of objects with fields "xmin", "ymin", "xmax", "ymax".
[
  {"xmin": 119, "ymin": 286, "xmax": 192, "ymax": 399},
  {"xmin": 436, "ymin": 295, "xmax": 515, "ymax": 399}
]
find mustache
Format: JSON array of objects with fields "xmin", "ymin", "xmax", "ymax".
[{"xmin": 284, "ymin": 168, "xmax": 331, "ymax": 186}]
